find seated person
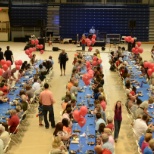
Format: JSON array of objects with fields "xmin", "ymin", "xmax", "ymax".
[
  {"xmin": 102, "ymin": 133, "xmax": 114, "ymax": 154},
  {"xmin": 25, "ymin": 85, "xmax": 34, "ymax": 100},
  {"xmin": 32, "ymin": 77, "xmax": 41, "ymax": 92},
  {"xmin": 0, "ymin": 124, "xmax": 10, "ymax": 147},
  {"xmin": 50, "ymin": 136, "xmax": 67, "ymax": 154},
  {"xmin": 104, "ymin": 128, "xmax": 114, "ymax": 145},
  {"xmin": 0, "ymin": 91, "xmax": 8, "ymax": 103},
  {"xmin": 30, "ymin": 54, "xmax": 36, "ymax": 65},
  {"xmin": 70, "ymin": 81, "xmax": 81, "ymax": 96},
  {"xmin": 62, "ymin": 118, "xmax": 72, "ymax": 134},
  {"xmin": 135, "ymin": 97, "xmax": 154, "ymax": 119},
  {"xmin": 17, "ymin": 69, "xmax": 24, "ymax": 81},
  {"xmin": 106, "ymin": 116, "xmax": 114, "ymax": 132},
  {"xmin": 141, "ymin": 133, "xmax": 152, "ymax": 153},
  {"xmin": 133, "ymin": 114, "xmax": 153, "ymax": 138},
  {"xmin": 94, "ymin": 145, "xmax": 112, "ymax": 154},
  {"xmin": 95, "ymin": 112, "xmax": 106, "ymax": 131},
  {"xmin": 20, "ymin": 95, "xmax": 28, "ymax": 111},
  {"xmin": 0, "ymin": 82, "xmax": 9, "ymax": 95},
  {"xmin": 6, "ymin": 110, "xmax": 20, "ymax": 133},
  {"xmin": 143, "ymin": 139, "xmax": 154, "ymax": 154},
  {"xmin": 61, "ymin": 97, "xmax": 69, "ymax": 111}
]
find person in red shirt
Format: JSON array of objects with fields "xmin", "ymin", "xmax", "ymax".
[
  {"xmin": 0, "ymin": 82, "xmax": 9, "ymax": 95},
  {"xmin": 7, "ymin": 110, "xmax": 19, "ymax": 133},
  {"xmin": 80, "ymin": 34, "xmax": 86, "ymax": 51},
  {"xmin": 106, "ymin": 116, "xmax": 114, "ymax": 132},
  {"xmin": 94, "ymin": 145, "xmax": 112, "ymax": 154}
]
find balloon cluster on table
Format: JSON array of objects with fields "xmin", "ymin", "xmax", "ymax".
[
  {"xmin": 73, "ymin": 106, "xmax": 88, "ymax": 127},
  {"xmin": 25, "ymin": 39, "xmax": 44, "ymax": 58},
  {"xmin": 85, "ymin": 34, "xmax": 96, "ymax": 52},
  {"xmin": 82, "ymin": 56, "xmax": 102, "ymax": 86},
  {"xmin": 144, "ymin": 61, "xmax": 154, "ymax": 77},
  {"xmin": 124, "ymin": 36, "xmax": 135, "ymax": 44},
  {"xmin": 0, "ymin": 59, "xmax": 23, "ymax": 76},
  {"xmin": 131, "ymin": 42, "xmax": 143, "ymax": 54}
]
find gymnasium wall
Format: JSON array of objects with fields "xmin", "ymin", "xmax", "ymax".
[{"xmin": 60, "ymin": 4, "xmax": 149, "ymax": 41}]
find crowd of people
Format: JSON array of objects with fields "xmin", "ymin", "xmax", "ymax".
[
  {"xmin": 0, "ymin": 46, "xmax": 54, "ymax": 153},
  {"xmin": 109, "ymin": 45, "xmax": 154, "ymax": 154},
  {"xmin": 47, "ymin": 50, "xmax": 122, "ymax": 154}
]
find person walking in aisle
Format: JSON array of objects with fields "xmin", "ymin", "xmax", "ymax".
[
  {"xmin": 114, "ymin": 100, "xmax": 122, "ymax": 142},
  {"xmin": 80, "ymin": 34, "xmax": 86, "ymax": 51},
  {"xmin": 39, "ymin": 83, "xmax": 55, "ymax": 129},
  {"xmin": 4, "ymin": 46, "xmax": 14, "ymax": 65},
  {"xmin": 58, "ymin": 49, "xmax": 68, "ymax": 76}
]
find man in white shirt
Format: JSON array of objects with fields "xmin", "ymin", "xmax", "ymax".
[
  {"xmin": 133, "ymin": 114, "xmax": 153, "ymax": 138},
  {"xmin": 32, "ymin": 78, "xmax": 41, "ymax": 92},
  {"xmin": 89, "ymin": 26, "xmax": 96, "ymax": 34},
  {"xmin": 95, "ymin": 112, "xmax": 106, "ymax": 131},
  {"xmin": 0, "ymin": 124, "xmax": 10, "ymax": 148}
]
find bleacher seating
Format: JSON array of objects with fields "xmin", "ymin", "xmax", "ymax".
[
  {"xmin": 10, "ymin": 5, "xmax": 47, "ymax": 27},
  {"xmin": 59, "ymin": 4, "xmax": 149, "ymax": 41}
]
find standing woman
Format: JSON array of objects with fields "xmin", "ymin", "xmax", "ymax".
[
  {"xmin": 80, "ymin": 34, "xmax": 86, "ymax": 51},
  {"xmin": 114, "ymin": 100, "xmax": 122, "ymax": 142},
  {"xmin": 58, "ymin": 50, "xmax": 68, "ymax": 76}
]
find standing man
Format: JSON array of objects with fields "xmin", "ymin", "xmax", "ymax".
[
  {"xmin": 4, "ymin": 46, "xmax": 14, "ymax": 65},
  {"xmin": 58, "ymin": 49, "xmax": 68, "ymax": 76},
  {"xmin": 39, "ymin": 83, "xmax": 55, "ymax": 129},
  {"xmin": 0, "ymin": 48, "xmax": 4, "ymax": 61}
]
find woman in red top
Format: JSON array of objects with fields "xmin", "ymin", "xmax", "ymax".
[
  {"xmin": 114, "ymin": 101, "xmax": 122, "ymax": 142},
  {"xmin": 80, "ymin": 34, "xmax": 86, "ymax": 51}
]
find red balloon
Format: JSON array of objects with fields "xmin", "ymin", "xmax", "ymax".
[
  {"xmin": 137, "ymin": 42, "xmax": 142, "ymax": 47},
  {"xmin": 29, "ymin": 48, "xmax": 33, "ymax": 53},
  {"xmin": 73, "ymin": 110, "xmax": 80, "ymax": 122},
  {"xmin": 85, "ymin": 38, "xmax": 90, "ymax": 43},
  {"xmin": 15, "ymin": 60, "xmax": 19, "ymax": 65},
  {"xmin": 124, "ymin": 37, "xmax": 128, "ymax": 42},
  {"xmin": 0, "ymin": 68, "xmax": 3, "ymax": 76},
  {"xmin": 35, "ymin": 39, "xmax": 39, "ymax": 45},
  {"xmin": 93, "ymin": 56, "xmax": 98, "ymax": 61},
  {"xmin": 39, "ymin": 44, "xmax": 43, "ymax": 49},
  {"xmin": 36, "ymin": 44, "xmax": 40, "ymax": 49},
  {"xmin": 2, "ymin": 64, "xmax": 8, "ymax": 71},
  {"xmin": 80, "ymin": 106, "xmax": 88, "ymax": 116},
  {"xmin": 33, "ymin": 47, "xmax": 36, "ymax": 51},
  {"xmin": 31, "ymin": 40, "xmax": 35, "ymax": 45},
  {"xmin": 138, "ymin": 47, "xmax": 143, "ymax": 53},
  {"xmin": 144, "ymin": 62, "xmax": 149, "ymax": 68},
  {"xmin": 84, "ymin": 79, "xmax": 90, "ymax": 85},
  {"xmin": 130, "ymin": 38, "xmax": 134, "ymax": 43},
  {"xmin": 88, "ymin": 46, "xmax": 93, "ymax": 51},
  {"xmin": 6, "ymin": 60, "xmax": 11, "ymax": 67},
  {"xmin": 148, "ymin": 69, "xmax": 153, "ymax": 76},
  {"xmin": 92, "ymin": 34, "xmax": 96, "ymax": 39},
  {"xmin": 82, "ymin": 74, "xmax": 89, "ymax": 82},
  {"xmin": 98, "ymin": 59, "xmax": 102, "ymax": 64},
  {"xmin": 92, "ymin": 61, "xmax": 97, "ymax": 66},
  {"xmin": 78, "ymin": 118, "xmax": 86, "ymax": 127},
  {"xmin": 132, "ymin": 47, "xmax": 136, "ymax": 53},
  {"xmin": 40, "ymin": 50, "xmax": 44, "ymax": 54},
  {"xmin": 16, "ymin": 65, "xmax": 20, "ymax": 70},
  {"xmin": 25, "ymin": 49, "xmax": 30, "ymax": 55},
  {"xmin": 86, "ymin": 61, "xmax": 90, "ymax": 67},
  {"xmin": 18, "ymin": 60, "xmax": 23, "ymax": 65},
  {"xmin": 28, "ymin": 54, "xmax": 33, "ymax": 59},
  {"xmin": 87, "ymin": 41, "xmax": 92, "ymax": 47},
  {"xmin": 148, "ymin": 63, "xmax": 153, "ymax": 69},
  {"xmin": 1, "ymin": 60, "xmax": 6, "ymax": 65}
]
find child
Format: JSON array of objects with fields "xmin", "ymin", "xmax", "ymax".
[{"xmin": 36, "ymin": 103, "xmax": 44, "ymax": 126}]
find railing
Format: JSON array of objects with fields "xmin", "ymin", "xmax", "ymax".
[{"xmin": 0, "ymin": 0, "xmax": 154, "ymax": 5}]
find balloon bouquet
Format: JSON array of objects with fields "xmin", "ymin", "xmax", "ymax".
[
  {"xmin": 85, "ymin": 34, "xmax": 97, "ymax": 52},
  {"xmin": 25, "ymin": 39, "xmax": 44, "ymax": 59},
  {"xmin": 144, "ymin": 61, "xmax": 154, "ymax": 77},
  {"xmin": 0, "ymin": 59, "xmax": 23, "ymax": 76}
]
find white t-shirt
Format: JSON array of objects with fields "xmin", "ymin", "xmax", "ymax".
[
  {"xmin": 133, "ymin": 119, "xmax": 147, "ymax": 138},
  {"xmin": 32, "ymin": 82, "xmax": 41, "ymax": 92}
]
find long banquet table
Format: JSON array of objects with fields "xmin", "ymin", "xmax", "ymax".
[
  {"xmin": 0, "ymin": 60, "xmax": 42, "ymax": 123},
  {"xmin": 123, "ymin": 52, "xmax": 154, "ymax": 129},
  {"xmin": 69, "ymin": 55, "xmax": 96, "ymax": 154}
]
